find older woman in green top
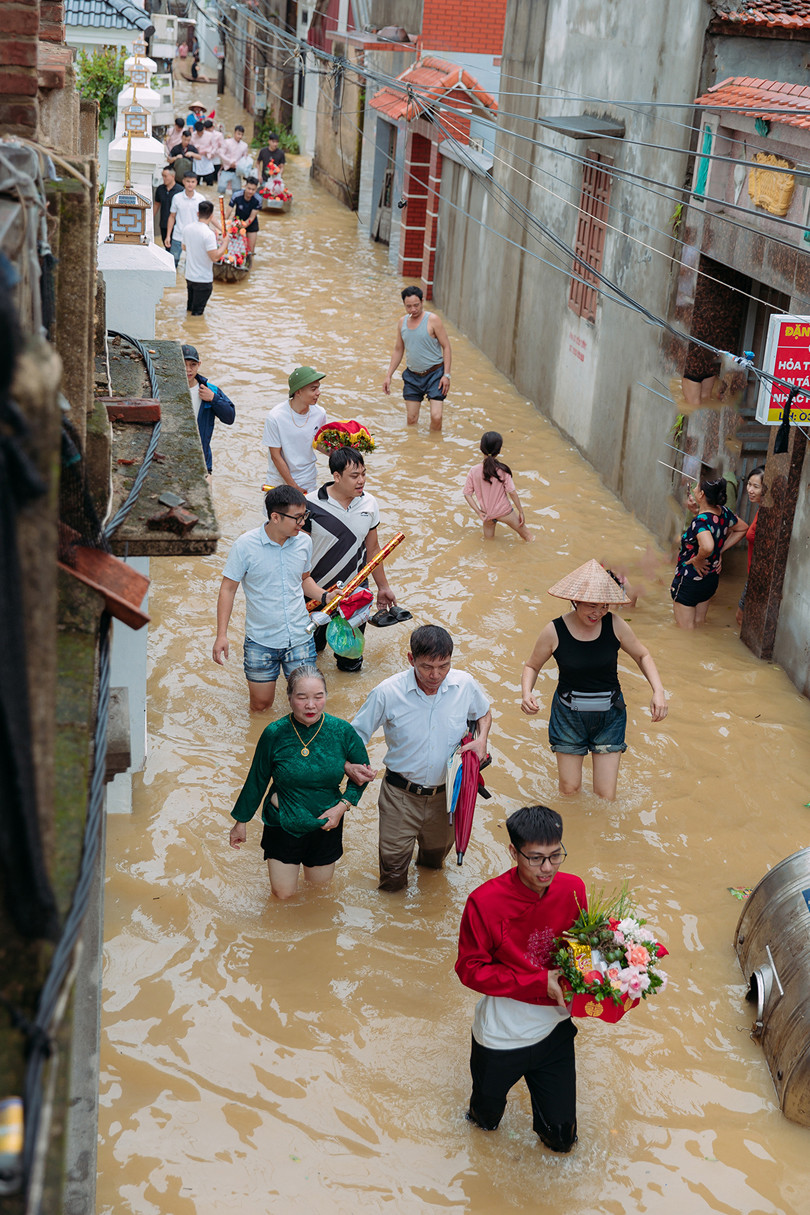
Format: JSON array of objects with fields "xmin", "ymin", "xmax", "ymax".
[{"xmin": 229, "ymin": 665, "xmax": 370, "ymax": 899}]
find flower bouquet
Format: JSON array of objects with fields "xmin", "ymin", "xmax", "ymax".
[
  {"xmin": 259, "ymin": 165, "xmax": 292, "ymax": 203},
  {"xmin": 219, "ymin": 219, "xmax": 247, "ymax": 266},
  {"xmin": 553, "ymin": 886, "xmax": 668, "ymax": 1023},
  {"xmin": 313, "ymin": 420, "xmax": 375, "ymax": 454}
]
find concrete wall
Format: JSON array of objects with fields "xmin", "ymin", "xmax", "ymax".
[
  {"xmin": 709, "ymin": 32, "xmax": 810, "ymax": 87},
  {"xmin": 311, "ymin": 36, "xmax": 367, "ymax": 206},
  {"xmin": 433, "ymin": 0, "xmax": 708, "ymax": 541},
  {"xmin": 774, "ymin": 444, "xmax": 810, "ymax": 697},
  {"xmin": 357, "ymin": 45, "xmax": 416, "ymax": 239},
  {"xmin": 371, "ymin": 0, "xmax": 423, "ymax": 29}
]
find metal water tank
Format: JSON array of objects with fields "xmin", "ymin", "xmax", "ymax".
[{"xmin": 734, "ymin": 846, "xmax": 810, "ymax": 1126}]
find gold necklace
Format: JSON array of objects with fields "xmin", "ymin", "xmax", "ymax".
[
  {"xmin": 289, "ymin": 713, "xmax": 325, "ymax": 756},
  {"xmin": 290, "ymin": 404, "xmax": 310, "ymax": 428}
]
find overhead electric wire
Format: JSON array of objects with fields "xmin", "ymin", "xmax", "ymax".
[
  {"xmin": 214, "ymin": 0, "xmax": 807, "ymax": 261},
  {"xmin": 295, "ymin": 68, "xmax": 635, "ymax": 312},
  {"xmin": 481, "ymin": 137, "xmax": 789, "ymax": 317},
  {"xmin": 222, "ymin": 1, "xmax": 801, "ymax": 318},
  {"xmin": 220, "ymin": 6, "xmax": 810, "ymax": 200},
  {"xmin": 211, "ymin": 1, "xmax": 810, "ymax": 411},
  {"xmin": 281, "ymin": 34, "xmax": 810, "ymax": 247},
  {"xmin": 484, "ymin": 70, "xmax": 810, "ymax": 121},
  {"xmin": 426, "ymin": 102, "xmax": 810, "ymax": 405}
]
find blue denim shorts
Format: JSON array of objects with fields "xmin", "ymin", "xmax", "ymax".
[
  {"xmin": 402, "ymin": 364, "xmax": 446, "ymax": 402},
  {"xmin": 548, "ymin": 690, "xmax": 627, "ymax": 755},
  {"xmin": 243, "ymin": 636, "xmax": 317, "ymax": 683}
]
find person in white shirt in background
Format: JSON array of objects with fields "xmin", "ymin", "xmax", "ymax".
[
  {"xmin": 181, "ymin": 200, "xmax": 229, "ymax": 316},
  {"xmin": 350, "ymin": 624, "xmax": 491, "ymax": 891},
  {"xmin": 165, "ymin": 171, "xmax": 205, "ymax": 267},
  {"xmin": 218, "ymin": 124, "xmax": 248, "ymax": 198},
  {"xmin": 263, "ymin": 366, "xmax": 328, "ymax": 494}
]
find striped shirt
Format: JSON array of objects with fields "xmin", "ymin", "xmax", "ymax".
[{"xmin": 305, "ymin": 485, "xmax": 380, "ymax": 587}]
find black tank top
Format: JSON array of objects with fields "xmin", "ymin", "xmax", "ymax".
[{"xmin": 552, "ymin": 614, "xmax": 621, "ymax": 695}]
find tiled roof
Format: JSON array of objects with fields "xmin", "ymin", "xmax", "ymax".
[
  {"xmin": 66, "ymin": 0, "xmax": 151, "ymax": 30},
  {"xmin": 712, "ymin": 1, "xmax": 810, "ymax": 30},
  {"xmin": 370, "ymin": 56, "xmax": 497, "ymax": 122},
  {"xmin": 695, "ymin": 76, "xmax": 810, "ymax": 128}
]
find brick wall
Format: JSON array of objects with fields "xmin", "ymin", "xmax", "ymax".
[
  {"xmin": 40, "ymin": 0, "xmax": 65, "ymax": 43},
  {"xmin": 419, "ymin": 0, "xmax": 507, "ymax": 54},
  {"xmin": 1, "ymin": 0, "xmax": 40, "ymax": 134}
]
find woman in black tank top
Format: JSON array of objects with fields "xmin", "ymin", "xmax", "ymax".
[{"xmin": 520, "ymin": 561, "xmax": 668, "ymax": 801}]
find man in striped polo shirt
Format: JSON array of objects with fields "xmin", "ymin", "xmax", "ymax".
[{"xmin": 305, "ymin": 446, "xmax": 398, "ymax": 672}]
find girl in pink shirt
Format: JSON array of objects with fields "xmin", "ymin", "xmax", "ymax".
[{"xmin": 464, "ymin": 431, "xmax": 533, "ymax": 542}]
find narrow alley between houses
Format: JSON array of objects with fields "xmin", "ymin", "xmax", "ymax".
[{"xmin": 94, "ymin": 102, "xmax": 810, "ymax": 1215}]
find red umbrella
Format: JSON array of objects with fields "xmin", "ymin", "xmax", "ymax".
[{"xmin": 454, "ymin": 733, "xmax": 483, "ymax": 865}]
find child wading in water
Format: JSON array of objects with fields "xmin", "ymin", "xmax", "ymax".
[{"xmin": 464, "ymin": 432, "xmax": 533, "ymax": 542}]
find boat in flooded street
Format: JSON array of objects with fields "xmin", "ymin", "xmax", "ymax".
[
  {"xmin": 212, "ymin": 252, "xmax": 252, "ymax": 283},
  {"xmin": 96, "ymin": 96, "xmax": 810, "ymax": 1215}
]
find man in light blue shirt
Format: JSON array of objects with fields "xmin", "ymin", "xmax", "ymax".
[
  {"xmin": 213, "ymin": 485, "xmax": 328, "ymax": 712},
  {"xmin": 351, "ymin": 625, "xmax": 491, "ymax": 891}
]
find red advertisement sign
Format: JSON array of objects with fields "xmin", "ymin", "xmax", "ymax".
[{"xmin": 756, "ymin": 314, "xmax": 810, "ymax": 424}]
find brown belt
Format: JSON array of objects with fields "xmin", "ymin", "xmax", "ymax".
[{"xmin": 408, "ymin": 362, "xmax": 444, "ymax": 376}]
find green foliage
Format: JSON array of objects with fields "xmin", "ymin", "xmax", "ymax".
[
  {"xmin": 670, "ymin": 413, "xmax": 685, "ymax": 442},
  {"xmin": 76, "ymin": 47, "xmax": 127, "ymax": 128},
  {"xmin": 669, "ymin": 202, "xmax": 683, "ymax": 237},
  {"xmin": 277, "ymin": 127, "xmax": 300, "ymax": 155},
  {"xmin": 252, "ymin": 112, "xmax": 300, "ymax": 154},
  {"xmin": 567, "ymin": 883, "xmax": 635, "ymax": 941}
]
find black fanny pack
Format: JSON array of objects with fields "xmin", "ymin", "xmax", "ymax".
[{"xmin": 559, "ymin": 689, "xmax": 619, "ymax": 713}]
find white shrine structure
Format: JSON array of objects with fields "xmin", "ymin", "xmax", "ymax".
[{"xmin": 97, "ymin": 39, "xmax": 175, "ymax": 338}]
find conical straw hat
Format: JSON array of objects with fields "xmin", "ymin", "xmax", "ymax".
[{"xmin": 547, "ymin": 559, "xmax": 627, "ymax": 604}]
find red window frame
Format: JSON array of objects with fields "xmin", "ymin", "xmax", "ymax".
[{"xmin": 569, "ymin": 151, "xmax": 613, "ymax": 322}]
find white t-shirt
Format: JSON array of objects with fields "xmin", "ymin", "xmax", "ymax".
[
  {"xmin": 263, "ymin": 399, "xmax": 327, "ymax": 493},
  {"xmin": 169, "ymin": 190, "xmax": 204, "ymax": 240},
  {"xmin": 183, "ymin": 221, "xmax": 217, "ymax": 282},
  {"xmin": 472, "ymin": 995, "xmax": 571, "ymax": 1050}
]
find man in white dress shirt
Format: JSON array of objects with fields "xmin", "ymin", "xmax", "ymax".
[
  {"xmin": 263, "ymin": 366, "xmax": 328, "ymax": 495},
  {"xmin": 351, "ymin": 625, "xmax": 491, "ymax": 891}
]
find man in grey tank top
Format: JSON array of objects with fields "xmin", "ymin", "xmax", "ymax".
[{"xmin": 383, "ymin": 285, "xmax": 452, "ymax": 431}]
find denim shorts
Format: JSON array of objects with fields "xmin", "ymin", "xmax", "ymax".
[
  {"xmin": 402, "ymin": 364, "xmax": 446, "ymax": 402},
  {"xmin": 243, "ymin": 636, "xmax": 317, "ymax": 683},
  {"xmin": 548, "ymin": 690, "xmax": 627, "ymax": 755}
]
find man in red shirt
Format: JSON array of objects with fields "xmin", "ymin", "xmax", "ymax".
[{"xmin": 455, "ymin": 805, "xmax": 586, "ymax": 1153}]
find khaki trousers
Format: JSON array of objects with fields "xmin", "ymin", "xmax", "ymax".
[{"xmin": 377, "ymin": 779, "xmax": 453, "ymax": 891}]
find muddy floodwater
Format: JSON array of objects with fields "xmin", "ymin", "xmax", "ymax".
[{"xmin": 97, "ymin": 95, "xmax": 810, "ymax": 1215}]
